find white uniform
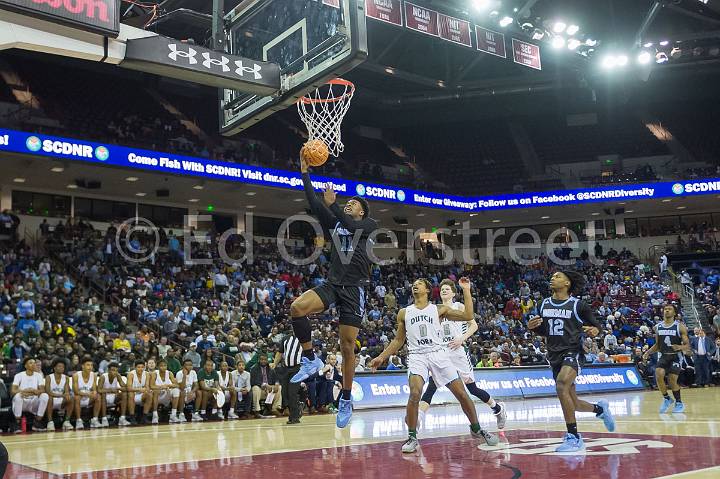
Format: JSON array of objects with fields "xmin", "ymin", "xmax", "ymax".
[
  {"xmin": 129, "ymin": 370, "xmax": 148, "ymax": 405},
  {"xmin": 218, "ymin": 371, "xmax": 232, "ymax": 402},
  {"xmin": 439, "ymin": 301, "xmax": 474, "ymax": 382},
  {"xmin": 76, "ymin": 371, "xmax": 95, "ymax": 407},
  {"xmin": 405, "ymin": 303, "xmax": 458, "ymax": 387},
  {"xmin": 49, "ymin": 374, "xmax": 68, "ymax": 410},
  {"xmin": 100, "ymin": 373, "xmax": 121, "ymax": 406},
  {"xmin": 176, "ymin": 369, "xmax": 198, "ymax": 400},
  {"xmin": 12, "ymin": 371, "xmax": 49, "ymax": 418},
  {"xmin": 154, "ymin": 370, "xmax": 179, "ymax": 405}
]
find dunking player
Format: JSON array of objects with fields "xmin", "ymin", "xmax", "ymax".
[
  {"xmin": 418, "ymin": 279, "xmax": 506, "ymax": 430},
  {"xmin": 369, "ymin": 278, "xmax": 498, "ymax": 453},
  {"xmin": 528, "ymin": 271, "xmax": 616, "ymax": 452},
  {"xmin": 642, "ymin": 304, "xmax": 690, "ymax": 413},
  {"xmin": 289, "ymin": 152, "xmax": 378, "ymax": 428}
]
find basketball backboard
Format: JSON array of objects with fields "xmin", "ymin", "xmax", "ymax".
[{"xmin": 220, "ymin": 0, "xmax": 367, "ymax": 136}]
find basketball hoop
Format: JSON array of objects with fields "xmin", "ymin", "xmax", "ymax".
[{"xmin": 297, "ymin": 78, "xmax": 355, "ymax": 157}]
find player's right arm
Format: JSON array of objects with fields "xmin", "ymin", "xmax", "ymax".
[
  {"xmin": 300, "ymin": 157, "xmax": 336, "ymax": 232},
  {"xmin": 643, "ymin": 328, "xmax": 661, "ymax": 360},
  {"xmin": 369, "ymin": 309, "xmax": 407, "ymax": 369}
]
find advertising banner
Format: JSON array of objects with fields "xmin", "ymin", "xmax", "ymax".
[
  {"xmin": 2, "ymin": 128, "xmax": 720, "ymax": 212},
  {"xmin": 0, "ymin": 0, "xmax": 120, "ymax": 36},
  {"xmin": 351, "ymin": 365, "xmax": 645, "ymax": 409}
]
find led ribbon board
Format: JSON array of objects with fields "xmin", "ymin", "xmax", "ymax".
[{"xmin": 1, "ymin": 128, "xmax": 718, "ymax": 212}]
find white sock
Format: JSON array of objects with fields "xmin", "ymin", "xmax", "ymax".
[
  {"xmin": 171, "ymin": 409, "xmax": 177, "ymax": 415},
  {"xmin": 487, "ymin": 399, "xmax": 497, "ymax": 409},
  {"xmin": 212, "ymin": 409, "xmax": 217, "ymax": 414},
  {"xmin": 119, "ymin": 416, "xmax": 125, "ymax": 420}
]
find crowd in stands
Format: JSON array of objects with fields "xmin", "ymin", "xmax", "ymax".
[{"xmin": 1, "ymin": 208, "xmax": 719, "ymax": 433}]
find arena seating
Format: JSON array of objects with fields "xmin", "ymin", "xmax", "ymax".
[{"xmin": 521, "ymin": 113, "xmax": 669, "ymax": 164}]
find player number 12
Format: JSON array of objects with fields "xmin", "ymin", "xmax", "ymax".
[{"xmin": 548, "ymin": 318, "xmax": 564, "ymax": 336}]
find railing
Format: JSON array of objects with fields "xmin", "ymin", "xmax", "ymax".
[{"xmin": 681, "ymin": 282, "xmax": 701, "ymax": 329}]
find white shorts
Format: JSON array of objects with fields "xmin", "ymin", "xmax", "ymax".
[
  {"xmin": 408, "ymin": 349, "xmax": 459, "ymax": 387},
  {"xmin": 134, "ymin": 393, "xmax": 145, "ymax": 406},
  {"xmin": 52, "ymin": 397, "xmax": 65, "ymax": 410},
  {"xmin": 158, "ymin": 389, "xmax": 180, "ymax": 405},
  {"xmin": 80, "ymin": 397, "xmax": 94, "ymax": 408},
  {"xmin": 105, "ymin": 393, "xmax": 117, "ymax": 406},
  {"xmin": 447, "ymin": 347, "xmax": 474, "ymax": 383},
  {"xmin": 183, "ymin": 389, "xmax": 196, "ymax": 402}
]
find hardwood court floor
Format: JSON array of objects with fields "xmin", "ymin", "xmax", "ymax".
[{"xmin": 4, "ymin": 388, "xmax": 720, "ymax": 478}]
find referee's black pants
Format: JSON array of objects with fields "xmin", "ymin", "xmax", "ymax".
[{"xmin": 280, "ymin": 364, "xmax": 302, "ymax": 422}]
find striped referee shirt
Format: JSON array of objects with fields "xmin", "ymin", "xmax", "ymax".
[{"xmin": 283, "ymin": 336, "xmax": 302, "ymax": 367}]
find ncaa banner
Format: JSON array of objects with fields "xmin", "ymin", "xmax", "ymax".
[
  {"xmin": 404, "ymin": 2, "xmax": 439, "ymax": 36},
  {"xmin": 365, "ymin": 0, "xmax": 402, "ymax": 26},
  {"xmin": 350, "ymin": 365, "xmax": 645, "ymax": 409},
  {"xmin": 3, "ymin": 128, "xmax": 720, "ymax": 212},
  {"xmin": 121, "ymin": 35, "xmax": 280, "ymax": 95},
  {"xmin": 0, "ymin": 0, "xmax": 120, "ymax": 36}
]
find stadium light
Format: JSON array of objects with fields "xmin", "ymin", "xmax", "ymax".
[
  {"xmin": 659, "ymin": 40, "xmax": 669, "ymax": 46},
  {"xmin": 567, "ymin": 39, "xmax": 581, "ymax": 50},
  {"xmin": 566, "ymin": 25, "xmax": 579, "ymax": 35},
  {"xmin": 616, "ymin": 55, "xmax": 628, "ymax": 66},
  {"xmin": 601, "ymin": 55, "xmax": 617, "ymax": 69},
  {"xmin": 499, "ymin": 16, "xmax": 513, "ymax": 27},
  {"xmin": 551, "ymin": 36, "xmax": 566, "ymax": 49},
  {"xmin": 643, "ymin": 42, "xmax": 653, "ymax": 48},
  {"xmin": 638, "ymin": 51, "xmax": 652, "ymax": 64},
  {"xmin": 553, "ymin": 21, "xmax": 567, "ymax": 33},
  {"xmin": 656, "ymin": 52, "xmax": 669, "ymax": 63},
  {"xmin": 670, "ymin": 47, "xmax": 682, "ymax": 59},
  {"xmin": 532, "ymin": 28, "xmax": 545, "ymax": 40},
  {"xmin": 472, "ymin": 0, "xmax": 491, "ymax": 10},
  {"xmin": 585, "ymin": 38, "xmax": 597, "ymax": 47}
]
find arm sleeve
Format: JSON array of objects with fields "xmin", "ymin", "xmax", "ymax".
[
  {"xmin": 302, "ymin": 172, "xmax": 336, "ymax": 233},
  {"xmin": 577, "ymin": 301, "xmax": 603, "ymax": 329},
  {"xmin": 328, "ymin": 203, "xmax": 378, "ymax": 233}
]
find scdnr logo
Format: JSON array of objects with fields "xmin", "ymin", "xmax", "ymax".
[
  {"xmin": 26, "ymin": 136, "xmax": 42, "ymax": 152},
  {"xmin": 672, "ymin": 183, "xmax": 684, "ymax": 195},
  {"xmin": 94, "ymin": 146, "xmax": 109, "ymax": 161},
  {"xmin": 356, "ymin": 184, "xmax": 366, "ymax": 196}
]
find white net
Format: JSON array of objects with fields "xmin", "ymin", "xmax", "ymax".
[{"xmin": 297, "ymin": 79, "xmax": 355, "ymax": 157}]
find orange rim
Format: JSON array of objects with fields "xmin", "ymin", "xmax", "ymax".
[{"xmin": 298, "ymin": 78, "xmax": 355, "ymax": 105}]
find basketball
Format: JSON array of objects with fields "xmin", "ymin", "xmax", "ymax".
[{"xmin": 301, "ymin": 139, "xmax": 329, "ymax": 167}]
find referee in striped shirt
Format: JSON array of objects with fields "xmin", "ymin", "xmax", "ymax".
[{"xmin": 276, "ymin": 334, "xmax": 303, "ymax": 424}]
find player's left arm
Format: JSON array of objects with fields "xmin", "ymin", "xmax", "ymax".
[
  {"xmin": 439, "ymin": 278, "xmax": 474, "ymax": 322},
  {"xmin": 576, "ymin": 301, "xmax": 602, "ymax": 337},
  {"xmin": 327, "ymin": 202, "xmax": 378, "ymax": 233}
]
